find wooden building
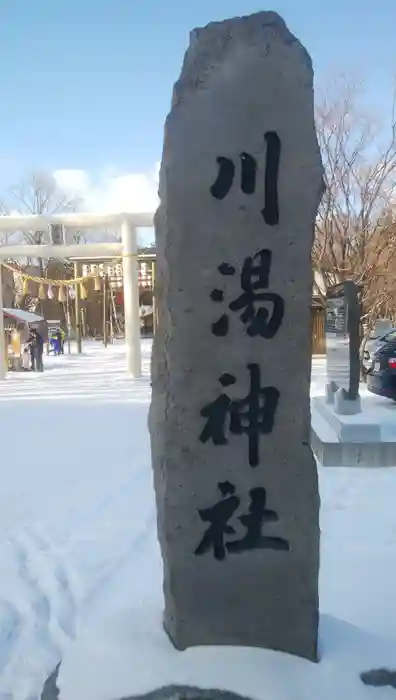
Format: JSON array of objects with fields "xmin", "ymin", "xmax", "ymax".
[{"xmin": 311, "ymin": 271, "xmax": 326, "ymax": 355}]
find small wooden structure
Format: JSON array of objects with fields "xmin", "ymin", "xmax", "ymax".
[
  {"xmin": 3, "ymin": 308, "xmax": 46, "ymax": 371},
  {"xmin": 311, "ymin": 301, "xmax": 325, "ymax": 355}
]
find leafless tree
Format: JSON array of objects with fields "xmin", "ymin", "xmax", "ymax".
[
  {"xmin": 0, "ymin": 170, "xmax": 82, "ymax": 246},
  {"xmin": 313, "ymin": 75, "xmax": 396, "ymax": 351},
  {"xmin": 0, "ymin": 171, "xmax": 82, "ymax": 311}
]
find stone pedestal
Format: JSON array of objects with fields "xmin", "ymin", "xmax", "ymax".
[
  {"xmin": 334, "ymin": 388, "xmax": 362, "ymax": 415},
  {"xmin": 311, "ymin": 395, "xmax": 396, "ymax": 467},
  {"xmin": 149, "ymin": 11, "xmax": 323, "ymax": 662}
]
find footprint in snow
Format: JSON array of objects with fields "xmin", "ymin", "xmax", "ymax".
[
  {"xmin": 0, "ymin": 600, "xmax": 22, "ymax": 674},
  {"xmin": 12, "ymin": 527, "xmax": 78, "ymax": 659}
]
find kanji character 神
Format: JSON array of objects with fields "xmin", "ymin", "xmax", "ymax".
[{"xmin": 199, "ymin": 364, "xmax": 280, "ymax": 467}]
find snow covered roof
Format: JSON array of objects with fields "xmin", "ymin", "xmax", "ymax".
[{"xmin": 3, "ymin": 308, "xmax": 44, "ymax": 324}]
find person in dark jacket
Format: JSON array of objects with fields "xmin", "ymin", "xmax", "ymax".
[{"xmin": 28, "ymin": 328, "xmax": 44, "ymax": 371}]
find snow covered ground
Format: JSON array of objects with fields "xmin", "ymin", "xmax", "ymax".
[
  {"xmin": 0, "ymin": 342, "xmax": 395, "ymax": 699},
  {"xmin": 0, "ymin": 340, "xmax": 152, "ymax": 698}
]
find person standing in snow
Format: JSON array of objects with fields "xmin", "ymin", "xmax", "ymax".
[
  {"xmin": 28, "ymin": 328, "xmax": 44, "ymax": 371},
  {"xmin": 53, "ymin": 329, "xmax": 62, "ymax": 356}
]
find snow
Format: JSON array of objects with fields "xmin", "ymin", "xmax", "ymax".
[
  {"xmin": 313, "ymin": 394, "xmax": 396, "ymax": 443},
  {"xmin": 0, "ymin": 341, "xmax": 152, "ymax": 698},
  {"xmin": 0, "ymin": 347, "xmax": 395, "ymax": 699},
  {"xmin": 3, "ymin": 308, "xmax": 45, "ymax": 324}
]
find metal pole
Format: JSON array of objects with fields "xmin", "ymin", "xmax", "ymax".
[
  {"xmin": 0, "ymin": 264, "xmax": 6, "ymax": 379},
  {"xmin": 74, "ymin": 262, "xmax": 82, "ymax": 354},
  {"xmin": 121, "ymin": 220, "xmax": 141, "ymax": 377}
]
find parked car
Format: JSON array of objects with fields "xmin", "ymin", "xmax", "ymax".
[
  {"xmin": 363, "ymin": 328, "xmax": 396, "ymax": 370},
  {"xmin": 367, "ymin": 338, "xmax": 396, "ymax": 401}
]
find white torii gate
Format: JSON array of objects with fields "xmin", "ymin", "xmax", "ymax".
[{"xmin": 0, "ymin": 211, "xmax": 154, "ymax": 380}]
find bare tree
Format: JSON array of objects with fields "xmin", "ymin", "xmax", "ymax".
[
  {"xmin": 0, "ymin": 170, "xmax": 82, "ymax": 246},
  {"xmin": 0, "ymin": 171, "xmax": 82, "ymax": 311},
  {"xmin": 313, "ymin": 76, "xmax": 396, "ymax": 349}
]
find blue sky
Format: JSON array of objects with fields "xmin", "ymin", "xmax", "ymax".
[{"xmin": 0, "ymin": 0, "xmax": 395, "ymax": 213}]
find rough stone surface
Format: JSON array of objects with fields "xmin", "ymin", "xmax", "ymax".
[
  {"xmin": 360, "ymin": 669, "xmax": 396, "ymax": 689},
  {"xmin": 149, "ymin": 11, "xmax": 323, "ymax": 661},
  {"xmin": 40, "ymin": 664, "xmax": 60, "ymax": 700},
  {"xmin": 119, "ymin": 686, "xmax": 257, "ymax": 700}
]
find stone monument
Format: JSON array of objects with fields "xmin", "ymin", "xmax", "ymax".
[
  {"xmin": 149, "ymin": 11, "xmax": 323, "ymax": 662},
  {"xmin": 325, "ymin": 281, "xmax": 361, "ymax": 414}
]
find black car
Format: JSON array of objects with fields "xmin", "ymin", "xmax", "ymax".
[
  {"xmin": 363, "ymin": 327, "xmax": 396, "ymax": 369},
  {"xmin": 367, "ymin": 339, "xmax": 396, "ymax": 401}
]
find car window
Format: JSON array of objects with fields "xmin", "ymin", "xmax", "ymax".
[{"xmin": 383, "ymin": 331, "xmax": 396, "ymax": 342}]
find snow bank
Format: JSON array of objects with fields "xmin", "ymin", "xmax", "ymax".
[
  {"xmin": 59, "ymin": 466, "xmax": 396, "ymax": 700},
  {"xmin": 0, "ymin": 347, "xmax": 395, "ymax": 700}
]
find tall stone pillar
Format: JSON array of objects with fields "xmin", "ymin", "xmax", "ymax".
[{"xmin": 149, "ymin": 11, "xmax": 324, "ymax": 662}]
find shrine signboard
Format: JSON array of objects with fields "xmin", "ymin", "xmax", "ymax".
[{"xmin": 149, "ymin": 11, "xmax": 324, "ymax": 662}]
